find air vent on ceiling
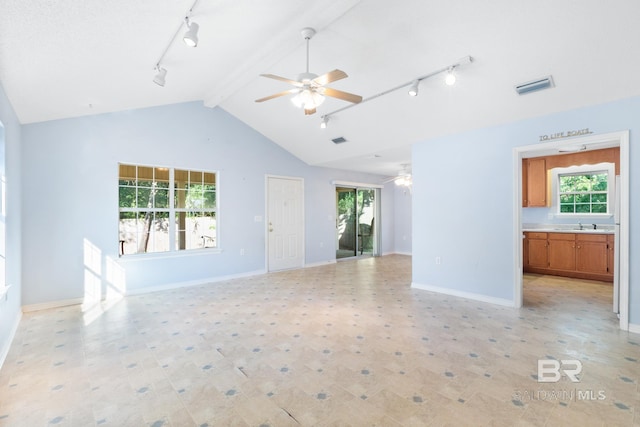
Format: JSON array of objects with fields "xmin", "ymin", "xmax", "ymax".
[
  {"xmin": 332, "ymin": 137, "xmax": 347, "ymax": 144},
  {"xmin": 515, "ymin": 75, "xmax": 554, "ymax": 95}
]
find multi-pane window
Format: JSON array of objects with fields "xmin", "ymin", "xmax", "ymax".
[
  {"xmin": 118, "ymin": 164, "xmax": 217, "ymax": 255},
  {"xmin": 558, "ymin": 172, "xmax": 608, "ymax": 214}
]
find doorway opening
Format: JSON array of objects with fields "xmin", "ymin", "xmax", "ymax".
[
  {"xmin": 336, "ymin": 187, "xmax": 377, "ymax": 259},
  {"xmin": 514, "ymin": 130, "xmax": 630, "ymax": 331}
]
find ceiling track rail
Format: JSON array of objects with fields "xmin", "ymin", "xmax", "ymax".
[{"xmin": 321, "ymin": 55, "xmax": 473, "ymax": 121}]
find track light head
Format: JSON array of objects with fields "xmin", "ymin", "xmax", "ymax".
[
  {"xmin": 445, "ymin": 67, "xmax": 456, "ymax": 86},
  {"xmin": 183, "ymin": 19, "xmax": 199, "ymax": 47},
  {"xmin": 320, "ymin": 116, "xmax": 328, "ymax": 129},
  {"xmin": 153, "ymin": 66, "xmax": 167, "ymax": 86},
  {"xmin": 408, "ymin": 80, "xmax": 420, "ymax": 96}
]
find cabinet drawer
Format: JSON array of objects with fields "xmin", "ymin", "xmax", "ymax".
[
  {"xmin": 576, "ymin": 234, "xmax": 607, "ymax": 243},
  {"xmin": 526, "ymin": 232, "xmax": 547, "ymax": 239},
  {"xmin": 548, "ymin": 233, "xmax": 575, "ymax": 241}
]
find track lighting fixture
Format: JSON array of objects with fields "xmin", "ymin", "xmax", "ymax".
[
  {"xmin": 445, "ymin": 67, "xmax": 456, "ymax": 86},
  {"xmin": 408, "ymin": 80, "xmax": 420, "ymax": 96},
  {"xmin": 321, "ymin": 55, "xmax": 473, "ymax": 121},
  {"xmin": 153, "ymin": 66, "xmax": 167, "ymax": 87},
  {"xmin": 183, "ymin": 18, "xmax": 199, "ymax": 47},
  {"xmin": 320, "ymin": 116, "xmax": 328, "ymax": 129},
  {"xmin": 151, "ymin": 0, "xmax": 200, "ymax": 86}
]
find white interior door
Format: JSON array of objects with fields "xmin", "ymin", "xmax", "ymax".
[{"xmin": 267, "ymin": 176, "xmax": 304, "ymax": 271}]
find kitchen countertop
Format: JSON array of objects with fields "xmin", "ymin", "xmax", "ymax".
[{"xmin": 522, "ymin": 225, "xmax": 614, "ymax": 234}]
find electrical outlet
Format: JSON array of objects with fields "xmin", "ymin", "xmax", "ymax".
[
  {"xmin": 435, "ymin": 256, "xmax": 441, "ymax": 265},
  {"xmin": 319, "ymin": 242, "xmax": 324, "ymax": 248},
  {"xmin": 240, "ymin": 248, "xmax": 245, "ymax": 256}
]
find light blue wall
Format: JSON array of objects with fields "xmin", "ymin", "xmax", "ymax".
[
  {"xmin": 21, "ymin": 102, "xmax": 395, "ymax": 304},
  {"xmin": 0, "ymin": 83, "xmax": 22, "ymax": 366},
  {"xmin": 393, "ymin": 185, "xmax": 412, "ymax": 254},
  {"xmin": 412, "ymin": 96, "xmax": 640, "ymax": 323}
]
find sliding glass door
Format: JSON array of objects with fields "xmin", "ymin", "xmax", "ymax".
[{"xmin": 336, "ymin": 187, "xmax": 376, "ymax": 259}]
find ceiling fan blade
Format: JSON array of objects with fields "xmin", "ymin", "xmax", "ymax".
[
  {"xmin": 255, "ymin": 88, "xmax": 299, "ymax": 103},
  {"xmin": 260, "ymin": 74, "xmax": 302, "ymax": 87},
  {"xmin": 323, "ymin": 87, "xmax": 363, "ymax": 104},
  {"xmin": 313, "ymin": 69, "xmax": 348, "ymax": 86}
]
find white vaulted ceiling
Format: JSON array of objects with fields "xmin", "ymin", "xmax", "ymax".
[{"xmin": 2, "ymin": 0, "xmax": 640, "ymax": 176}]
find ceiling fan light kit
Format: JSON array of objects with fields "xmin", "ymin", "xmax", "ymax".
[
  {"xmin": 152, "ymin": 0, "xmax": 201, "ymax": 87},
  {"xmin": 255, "ymin": 27, "xmax": 363, "ymax": 115},
  {"xmin": 383, "ymin": 164, "xmax": 413, "ymax": 187}
]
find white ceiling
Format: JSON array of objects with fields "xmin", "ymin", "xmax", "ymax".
[{"xmin": 2, "ymin": 0, "xmax": 640, "ymax": 177}]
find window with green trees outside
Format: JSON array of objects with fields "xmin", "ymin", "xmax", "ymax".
[
  {"xmin": 118, "ymin": 164, "xmax": 217, "ymax": 255},
  {"xmin": 558, "ymin": 172, "xmax": 608, "ymax": 214}
]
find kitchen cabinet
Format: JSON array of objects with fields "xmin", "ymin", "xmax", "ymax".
[
  {"xmin": 523, "ymin": 231, "xmax": 613, "ymax": 282},
  {"xmin": 525, "ymin": 232, "xmax": 548, "ymax": 269},
  {"xmin": 522, "ymin": 158, "xmax": 528, "ymax": 207},
  {"xmin": 524, "ymin": 158, "xmax": 547, "ymax": 207},
  {"xmin": 576, "ymin": 234, "xmax": 608, "ymax": 275},
  {"xmin": 548, "ymin": 233, "xmax": 576, "ymax": 271}
]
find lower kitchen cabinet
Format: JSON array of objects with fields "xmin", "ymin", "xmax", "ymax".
[
  {"xmin": 525, "ymin": 232, "xmax": 548, "ymax": 269},
  {"xmin": 523, "ymin": 231, "xmax": 613, "ymax": 282},
  {"xmin": 548, "ymin": 233, "xmax": 576, "ymax": 271},
  {"xmin": 576, "ymin": 234, "xmax": 609, "ymax": 275}
]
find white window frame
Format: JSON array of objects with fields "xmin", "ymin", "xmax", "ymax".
[
  {"xmin": 551, "ymin": 162, "xmax": 615, "ymax": 218},
  {"xmin": 118, "ymin": 163, "xmax": 219, "ymax": 256}
]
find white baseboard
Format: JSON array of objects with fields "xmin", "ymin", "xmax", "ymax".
[
  {"xmin": 125, "ymin": 269, "xmax": 268, "ymax": 296},
  {"xmin": 628, "ymin": 323, "xmax": 640, "ymax": 335},
  {"xmin": 411, "ymin": 282, "xmax": 515, "ymax": 307},
  {"xmin": 21, "ymin": 270, "xmax": 269, "ymax": 310},
  {"xmin": 304, "ymin": 260, "xmax": 337, "ymax": 269},
  {"xmin": 0, "ymin": 311, "xmax": 22, "ymax": 369},
  {"xmin": 383, "ymin": 251, "xmax": 412, "ymax": 256},
  {"xmin": 22, "ymin": 298, "xmax": 84, "ymax": 313}
]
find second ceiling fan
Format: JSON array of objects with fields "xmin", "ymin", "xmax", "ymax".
[{"xmin": 255, "ymin": 27, "xmax": 362, "ymax": 115}]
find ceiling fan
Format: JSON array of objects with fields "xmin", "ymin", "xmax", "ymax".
[
  {"xmin": 383, "ymin": 164, "xmax": 412, "ymax": 186},
  {"xmin": 255, "ymin": 27, "xmax": 363, "ymax": 115}
]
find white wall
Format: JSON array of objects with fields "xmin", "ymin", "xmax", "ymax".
[
  {"xmin": 20, "ymin": 102, "xmax": 396, "ymax": 306},
  {"xmin": 0, "ymin": 83, "xmax": 22, "ymax": 367},
  {"xmin": 412, "ymin": 96, "xmax": 640, "ymax": 323}
]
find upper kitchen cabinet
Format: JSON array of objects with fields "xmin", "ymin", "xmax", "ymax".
[
  {"xmin": 524, "ymin": 158, "xmax": 548, "ymax": 207},
  {"xmin": 521, "ymin": 147, "xmax": 620, "ymax": 208},
  {"xmin": 522, "ymin": 158, "xmax": 528, "ymax": 207}
]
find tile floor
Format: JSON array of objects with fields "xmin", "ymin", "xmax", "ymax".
[{"xmin": 0, "ymin": 255, "xmax": 638, "ymax": 426}]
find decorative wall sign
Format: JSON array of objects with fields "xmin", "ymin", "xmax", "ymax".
[{"xmin": 539, "ymin": 128, "xmax": 593, "ymax": 142}]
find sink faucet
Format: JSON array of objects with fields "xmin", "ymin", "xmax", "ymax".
[
  {"xmin": 578, "ymin": 221, "xmax": 583, "ymax": 230},
  {"xmin": 593, "ymin": 224, "xmax": 597, "ymax": 230}
]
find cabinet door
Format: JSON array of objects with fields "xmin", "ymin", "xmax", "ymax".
[
  {"xmin": 526, "ymin": 158, "xmax": 547, "ymax": 207},
  {"xmin": 527, "ymin": 238, "xmax": 548, "ymax": 268},
  {"xmin": 548, "ymin": 235, "xmax": 576, "ymax": 271},
  {"xmin": 576, "ymin": 241, "xmax": 608, "ymax": 274},
  {"xmin": 522, "ymin": 159, "xmax": 528, "ymax": 207}
]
